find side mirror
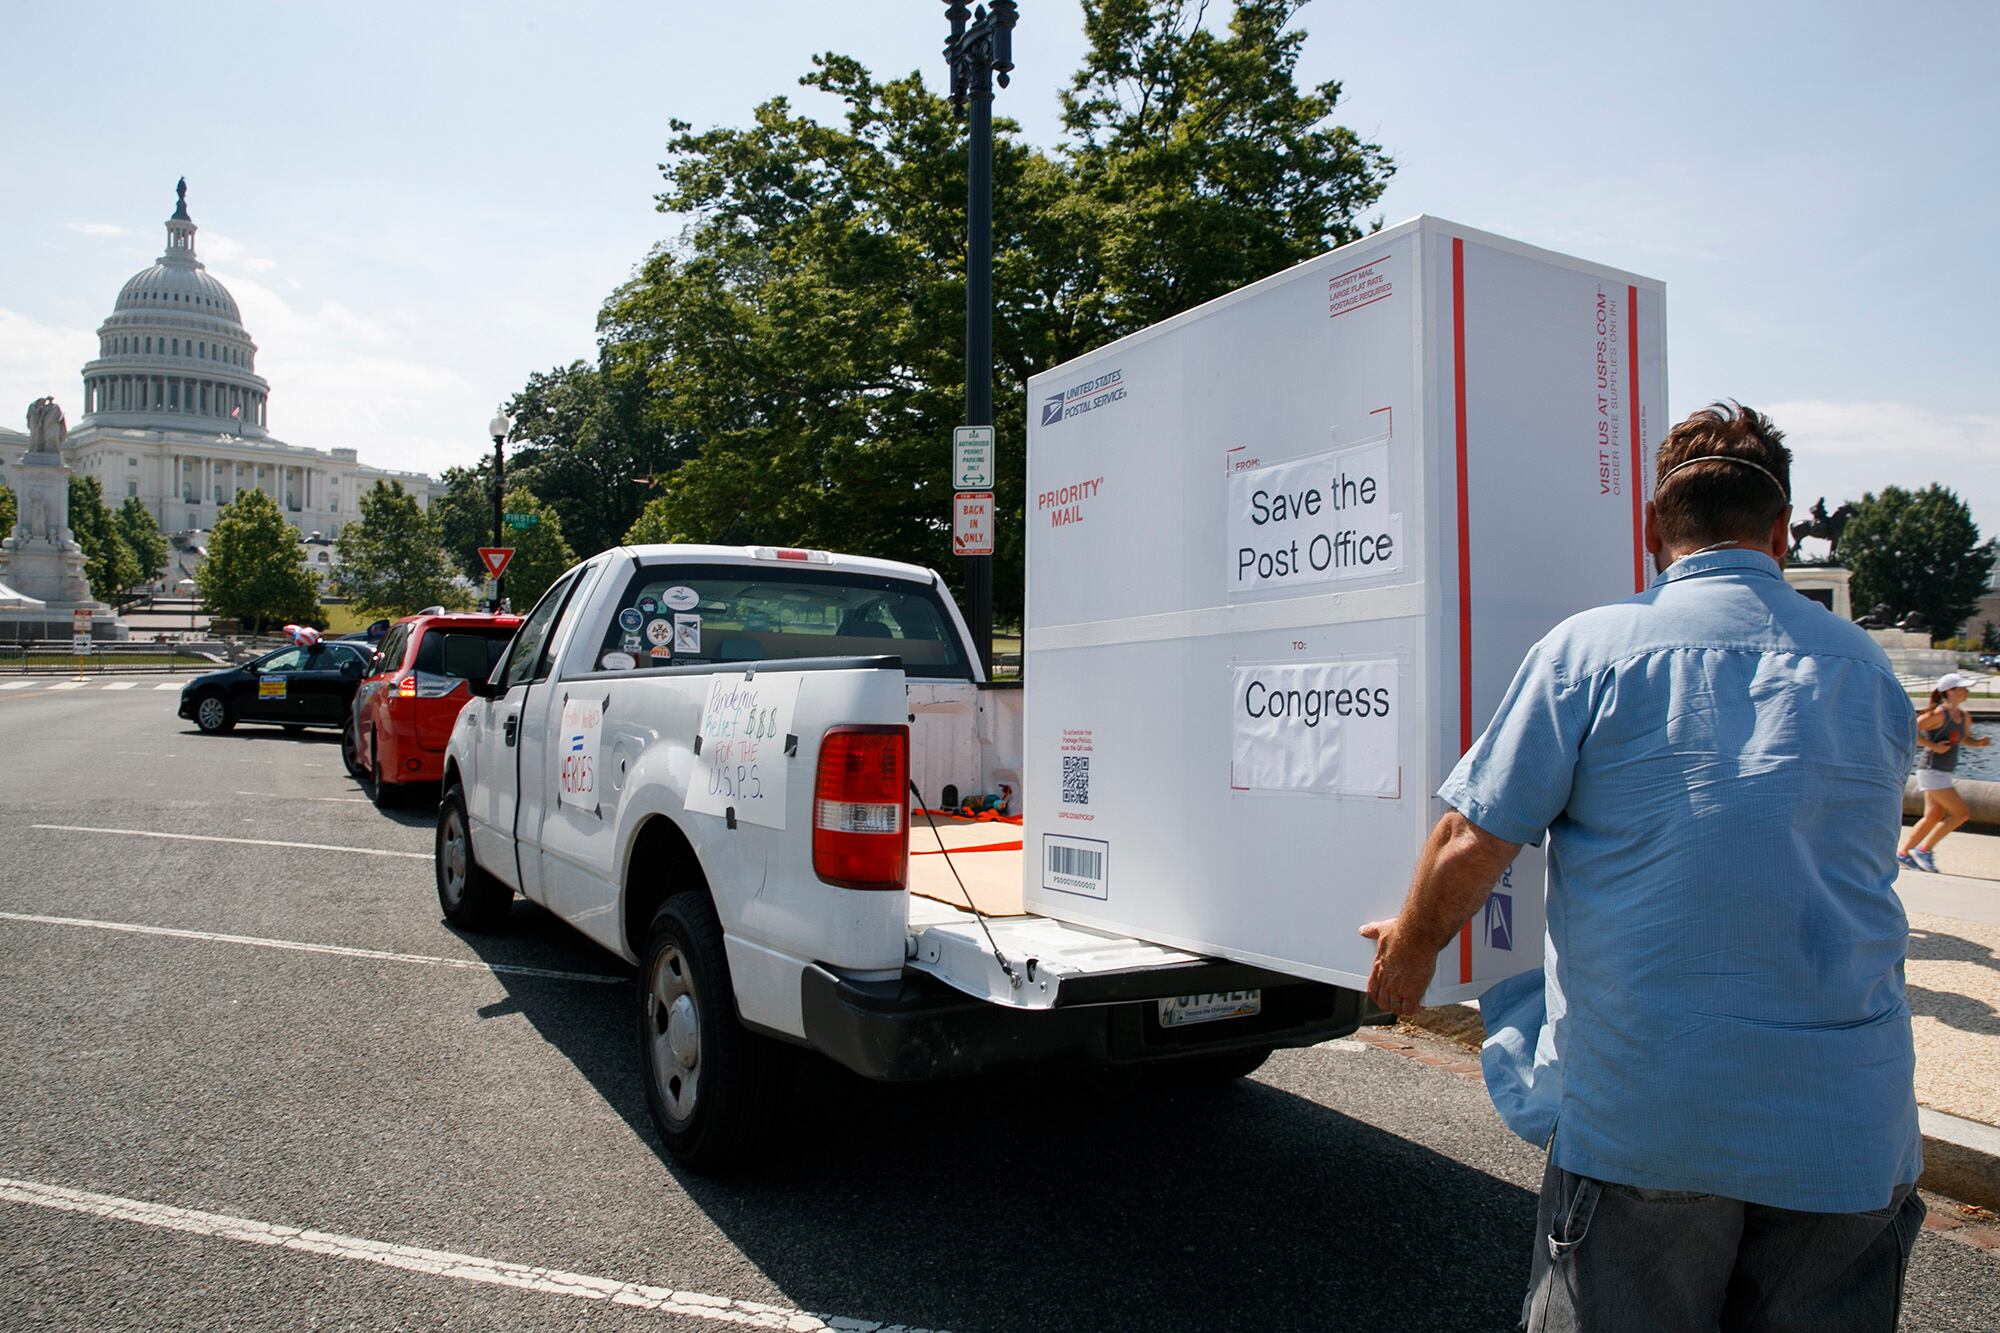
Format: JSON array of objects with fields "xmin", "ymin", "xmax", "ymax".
[
  {"xmin": 467, "ymin": 675, "xmax": 503, "ymax": 700},
  {"xmin": 339, "ymin": 659, "xmax": 363, "ymax": 679}
]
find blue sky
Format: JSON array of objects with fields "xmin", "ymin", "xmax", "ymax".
[{"xmin": 3, "ymin": 0, "xmax": 1995, "ymax": 545}]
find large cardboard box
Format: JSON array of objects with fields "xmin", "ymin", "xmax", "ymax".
[{"xmin": 1022, "ymin": 217, "xmax": 1666, "ymax": 1002}]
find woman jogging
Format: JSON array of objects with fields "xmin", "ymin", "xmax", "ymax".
[{"xmin": 1899, "ymin": 671, "xmax": 1992, "ymax": 872}]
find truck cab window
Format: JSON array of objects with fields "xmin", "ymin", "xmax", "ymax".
[
  {"xmin": 498, "ymin": 571, "xmax": 580, "ymax": 690},
  {"xmin": 590, "ymin": 564, "xmax": 973, "ymax": 680}
]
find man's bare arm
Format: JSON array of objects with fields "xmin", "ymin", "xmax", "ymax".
[{"xmin": 1358, "ymin": 811, "xmax": 1523, "ymax": 1015}]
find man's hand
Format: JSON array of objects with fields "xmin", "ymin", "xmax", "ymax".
[
  {"xmin": 1358, "ymin": 916, "xmax": 1438, "ymax": 1015},
  {"xmin": 1359, "ymin": 811, "xmax": 1524, "ymax": 1016}
]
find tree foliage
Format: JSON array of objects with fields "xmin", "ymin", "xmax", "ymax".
[
  {"xmin": 530, "ymin": 0, "xmax": 1389, "ymax": 626},
  {"xmin": 497, "ymin": 487, "xmax": 577, "ymax": 612},
  {"xmin": 114, "ymin": 496, "xmax": 168, "ymax": 590},
  {"xmin": 196, "ymin": 488, "xmax": 321, "ymax": 632},
  {"xmin": 431, "ymin": 461, "xmax": 496, "ymax": 583},
  {"xmin": 68, "ymin": 476, "xmax": 141, "ymax": 604},
  {"xmin": 1841, "ymin": 485, "xmax": 1997, "ymax": 640},
  {"xmin": 331, "ymin": 480, "xmax": 470, "ymax": 617},
  {"xmin": 0, "ymin": 483, "xmax": 15, "ymax": 541}
]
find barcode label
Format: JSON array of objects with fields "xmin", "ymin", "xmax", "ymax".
[
  {"xmin": 1041, "ymin": 834, "xmax": 1108, "ymax": 900},
  {"xmin": 1061, "ymin": 754, "xmax": 1090, "ymax": 806}
]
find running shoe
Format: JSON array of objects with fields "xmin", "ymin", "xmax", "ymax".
[
  {"xmin": 1897, "ymin": 851, "xmax": 1921, "ymax": 871},
  {"xmin": 1912, "ymin": 849, "xmax": 1939, "ymax": 874}
]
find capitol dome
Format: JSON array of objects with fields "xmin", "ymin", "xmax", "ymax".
[{"xmin": 77, "ymin": 179, "xmax": 270, "ymax": 438}]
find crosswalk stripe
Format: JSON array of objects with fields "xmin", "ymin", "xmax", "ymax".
[
  {"xmin": 156, "ymin": 682, "xmax": 182, "ymax": 690},
  {"xmin": 0, "ymin": 681, "xmax": 36, "ymax": 690},
  {"xmin": 49, "ymin": 681, "xmax": 86, "ymax": 690},
  {"xmin": 102, "ymin": 682, "xmax": 136, "ymax": 690}
]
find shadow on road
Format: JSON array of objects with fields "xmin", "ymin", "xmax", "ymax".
[{"xmin": 451, "ymin": 901, "xmax": 1534, "ymax": 1333}]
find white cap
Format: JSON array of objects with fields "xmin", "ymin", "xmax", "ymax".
[{"xmin": 1936, "ymin": 672, "xmax": 1976, "ymax": 692}]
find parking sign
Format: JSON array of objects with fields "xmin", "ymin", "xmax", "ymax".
[
  {"xmin": 952, "ymin": 491, "xmax": 995, "ymax": 556},
  {"xmin": 952, "ymin": 426, "xmax": 994, "ymax": 489}
]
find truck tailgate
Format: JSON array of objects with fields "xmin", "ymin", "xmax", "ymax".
[{"xmin": 907, "ymin": 895, "xmax": 1295, "ymax": 1011}]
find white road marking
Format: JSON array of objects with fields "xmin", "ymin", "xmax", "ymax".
[
  {"xmin": 156, "ymin": 682, "xmax": 182, "ymax": 690},
  {"xmin": 0, "ymin": 680, "xmax": 38, "ymax": 690},
  {"xmin": 50, "ymin": 681, "xmax": 87, "ymax": 690},
  {"xmin": 0, "ymin": 911, "xmax": 622, "ymax": 985},
  {"xmin": 0, "ymin": 1176, "xmax": 938, "ymax": 1331},
  {"xmin": 233, "ymin": 791, "xmax": 369, "ymax": 804},
  {"xmin": 31, "ymin": 824, "xmax": 429, "ymax": 860},
  {"xmin": 102, "ymin": 682, "xmax": 136, "ymax": 690}
]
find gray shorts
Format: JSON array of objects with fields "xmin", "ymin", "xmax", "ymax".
[
  {"xmin": 1524, "ymin": 1154, "xmax": 1924, "ymax": 1331},
  {"xmin": 1915, "ymin": 769, "xmax": 1957, "ymax": 792}
]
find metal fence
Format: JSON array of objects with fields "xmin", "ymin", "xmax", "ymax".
[{"xmin": 0, "ymin": 641, "xmax": 223, "ymax": 674}]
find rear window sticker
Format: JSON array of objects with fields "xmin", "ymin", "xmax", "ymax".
[
  {"xmin": 663, "ymin": 585, "xmax": 700, "ymax": 612},
  {"xmin": 638, "ymin": 595, "xmax": 660, "ymax": 616},
  {"xmin": 645, "ymin": 617, "xmax": 675, "ymax": 647},
  {"xmin": 649, "ymin": 645, "xmax": 673, "ymax": 659},
  {"xmin": 674, "ymin": 613, "xmax": 701, "ymax": 654},
  {"xmin": 617, "ymin": 607, "xmax": 644, "ymax": 633},
  {"xmin": 621, "ymin": 631, "xmax": 645, "ymax": 653},
  {"xmin": 599, "ymin": 651, "xmax": 636, "ymax": 672},
  {"xmin": 258, "ymin": 678, "xmax": 286, "ymax": 699}
]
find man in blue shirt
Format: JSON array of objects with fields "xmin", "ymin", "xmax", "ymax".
[{"xmin": 1360, "ymin": 403, "xmax": 1925, "ymax": 1330}]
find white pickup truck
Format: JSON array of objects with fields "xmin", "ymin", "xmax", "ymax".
[{"xmin": 437, "ymin": 543, "xmax": 1376, "ymax": 1169}]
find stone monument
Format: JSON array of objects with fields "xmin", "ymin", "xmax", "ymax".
[{"xmin": 0, "ymin": 398, "xmax": 123, "ymax": 641}]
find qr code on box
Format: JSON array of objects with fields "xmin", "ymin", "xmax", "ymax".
[{"xmin": 1061, "ymin": 754, "xmax": 1090, "ymax": 806}]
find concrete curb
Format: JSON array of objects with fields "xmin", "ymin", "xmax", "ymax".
[{"xmin": 1396, "ymin": 1005, "xmax": 2000, "ymax": 1214}]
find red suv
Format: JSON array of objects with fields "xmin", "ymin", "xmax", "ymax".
[{"xmin": 344, "ymin": 612, "xmax": 520, "ymax": 803}]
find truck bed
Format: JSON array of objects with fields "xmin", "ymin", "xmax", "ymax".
[{"xmin": 908, "ymin": 814, "xmax": 1026, "ymax": 916}]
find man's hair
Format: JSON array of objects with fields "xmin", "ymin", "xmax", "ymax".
[{"xmin": 1652, "ymin": 401, "xmax": 1792, "ymax": 550}]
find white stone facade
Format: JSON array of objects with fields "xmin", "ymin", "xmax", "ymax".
[{"xmin": 0, "ymin": 183, "xmax": 432, "ymax": 582}]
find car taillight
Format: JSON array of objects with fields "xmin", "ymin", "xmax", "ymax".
[
  {"xmin": 396, "ymin": 675, "xmax": 416, "ymax": 698},
  {"xmin": 813, "ymin": 725, "xmax": 908, "ymax": 890}
]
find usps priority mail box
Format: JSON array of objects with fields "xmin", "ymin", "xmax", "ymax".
[{"xmin": 1022, "ymin": 217, "xmax": 1666, "ymax": 1003}]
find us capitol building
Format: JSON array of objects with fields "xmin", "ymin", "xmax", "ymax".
[{"xmin": 0, "ymin": 181, "xmax": 432, "ymax": 576}]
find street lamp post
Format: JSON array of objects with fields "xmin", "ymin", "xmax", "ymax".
[
  {"xmin": 488, "ymin": 408, "xmax": 512, "ymax": 612},
  {"xmin": 944, "ymin": 0, "xmax": 1016, "ymax": 680}
]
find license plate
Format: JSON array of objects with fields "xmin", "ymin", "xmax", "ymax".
[{"xmin": 1157, "ymin": 991, "xmax": 1262, "ymax": 1028}]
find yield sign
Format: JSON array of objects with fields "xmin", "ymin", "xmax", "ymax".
[{"xmin": 478, "ymin": 547, "xmax": 515, "ymax": 578}]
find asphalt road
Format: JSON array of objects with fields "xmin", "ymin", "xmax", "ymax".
[{"xmin": 2, "ymin": 682, "xmax": 1995, "ymax": 1330}]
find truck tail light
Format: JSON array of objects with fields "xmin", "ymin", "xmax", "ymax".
[{"xmin": 813, "ymin": 725, "xmax": 908, "ymax": 890}]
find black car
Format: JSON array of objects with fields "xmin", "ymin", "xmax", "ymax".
[{"xmin": 178, "ymin": 641, "xmax": 374, "ymax": 735}]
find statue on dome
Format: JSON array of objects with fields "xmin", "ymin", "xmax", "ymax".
[
  {"xmin": 175, "ymin": 177, "xmax": 189, "ymax": 216},
  {"xmin": 25, "ymin": 396, "xmax": 66, "ymax": 456}
]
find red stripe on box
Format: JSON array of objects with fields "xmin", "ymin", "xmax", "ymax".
[{"xmin": 1452, "ymin": 236, "xmax": 1474, "ymax": 985}]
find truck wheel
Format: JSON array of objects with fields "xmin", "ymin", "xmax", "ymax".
[
  {"xmin": 1156, "ymin": 1047, "xmax": 1275, "ymax": 1086},
  {"xmin": 193, "ymin": 691, "xmax": 234, "ymax": 734},
  {"xmin": 436, "ymin": 785, "xmax": 511, "ymax": 930},
  {"xmin": 639, "ymin": 892, "xmax": 781, "ymax": 1174}
]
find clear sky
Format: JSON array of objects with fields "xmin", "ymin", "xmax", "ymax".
[{"xmin": 3, "ymin": 0, "xmax": 1995, "ymax": 545}]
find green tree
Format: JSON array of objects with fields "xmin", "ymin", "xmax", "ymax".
[
  {"xmin": 68, "ymin": 475, "xmax": 141, "ymax": 604},
  {"xmin": 1842, "ymin": 485, "xmax": 1997, "ymax": 640},
  {"xmin": 431, "ymin": 462, "xmax": 497, "ymax": 583},
  {"xmin": 331, "ymin": 480, "xmax": 471, "ymax": 617},
  {"xmin": 196, "ymin": 489, "xmax": 321, "ymax": 632},
  {"xmin": 113, "ymin": 496, "xmax": 168, "ymax": 590},
  {"xmin": 496, "ymin": 487, "xmax": 577, "ymax": 611},
  {"xmin": 0, "ymin": 483, "xmax": 15, "ymax": 540},
  {"xmin": 588, "ymin": 0, "xmax": 1389, "ymax": 624},
  {"xmin": 504, "ymin": 358, "xmax": 688, "ymax": 560}
]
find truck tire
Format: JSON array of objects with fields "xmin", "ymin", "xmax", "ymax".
[
  {"xmin": 193, "ymin": 691, "xmax": 234, "ymax": 734},
  {"xmin": 1156, "ymin": 1046, "xmax": 1275, "ymax": 1086},
  {"xmin": 638, "ymin": 892, "xmax": 782, "ymax": 1174},
  {"xmin": 435, "ymin": 784, "xmax": 511, "ymax": 930}
]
